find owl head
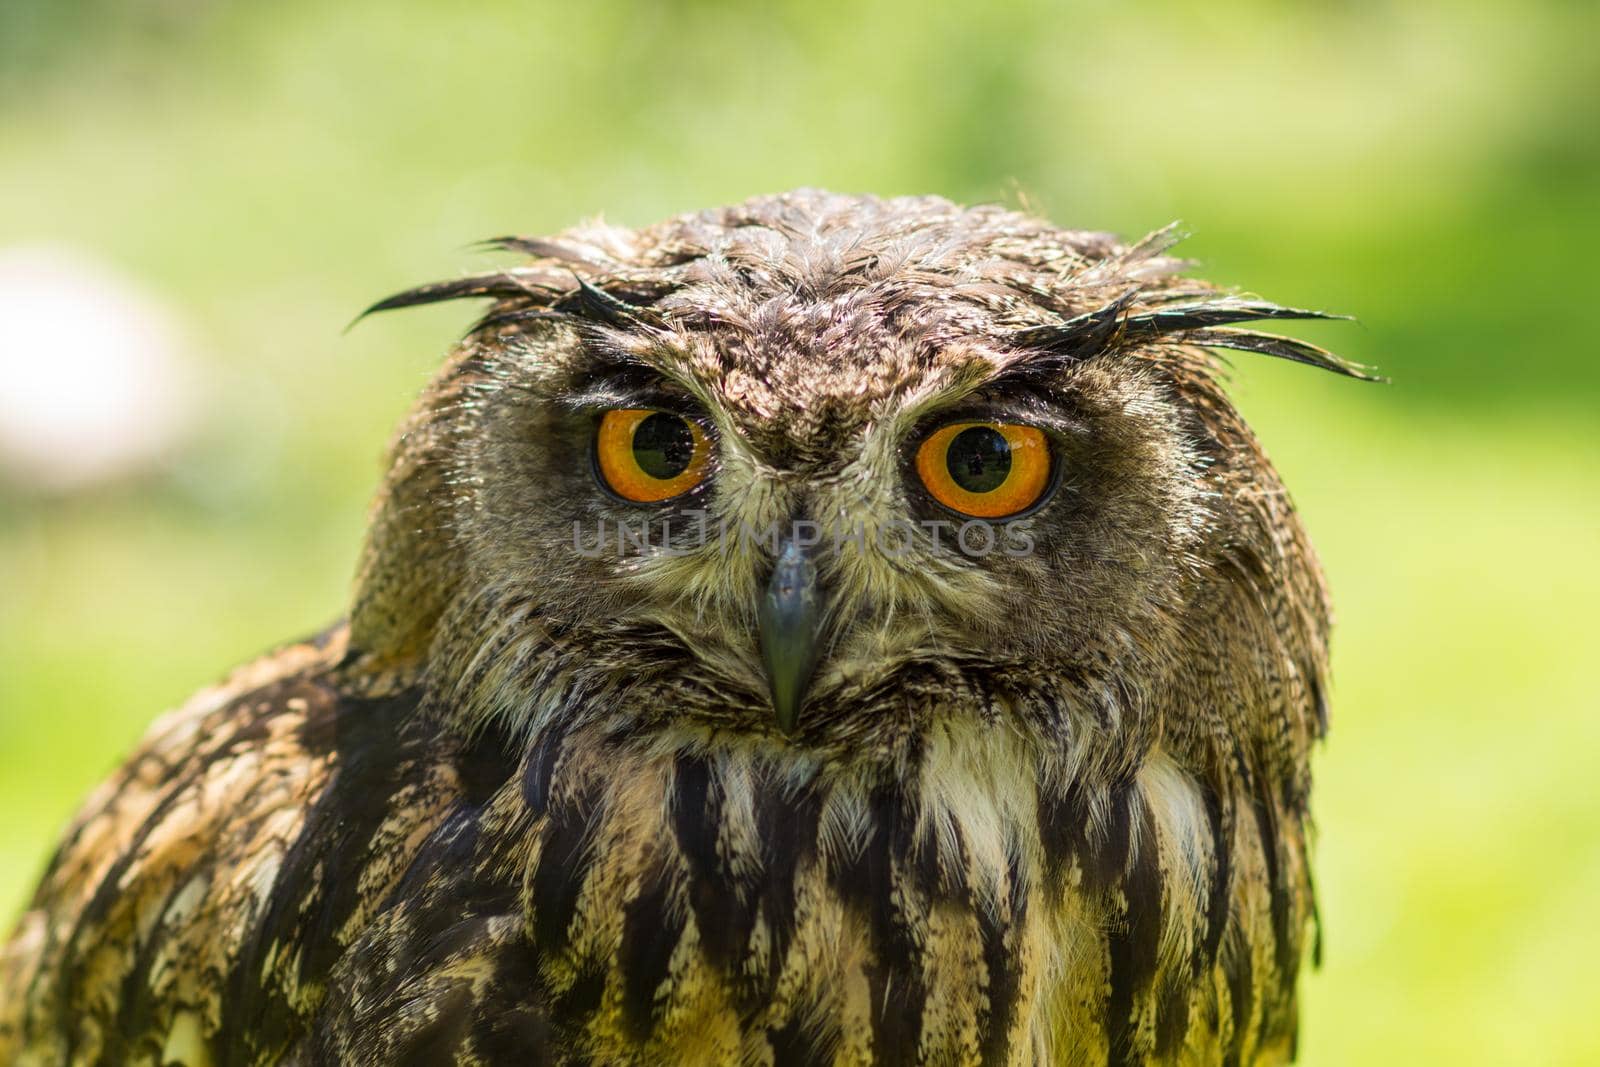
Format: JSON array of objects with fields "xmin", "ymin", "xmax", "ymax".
[{"xmin": 349, "ymin": 190, "xmax": 1368, "ymax": 771}]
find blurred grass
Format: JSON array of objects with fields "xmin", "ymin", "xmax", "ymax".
[{"xmin": 1, "ymin": 1, "xmax": 1597, "ymax": 1063}]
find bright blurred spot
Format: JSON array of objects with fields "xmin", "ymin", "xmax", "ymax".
[{"xmin": 0, "ymin": 245, "xmax": 195, "ymax": 491}]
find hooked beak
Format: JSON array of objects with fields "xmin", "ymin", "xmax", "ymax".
[{"xmin": 758, "ymin": 537, "xmax": 822, "ymax": 735}]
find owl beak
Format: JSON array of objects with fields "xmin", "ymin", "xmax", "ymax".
[{"xmin": 759, "ymin": 537, "xmax": 823, "ymax": 735}]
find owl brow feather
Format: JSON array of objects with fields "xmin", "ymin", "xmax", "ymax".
[
  {"xmin": 359, "ymin": 230, "xmax": 1379, "ymax": 381},
  {"xmin": 356, "ymin": 266, "xmax": 669, "ymax": 339},
  {"xmin": 1004, "ymin": 291, "xmax": 1380, "ymax": 382},
  {"xmin": 362, "ymin": 263, "xmax": 702, "ymax": 405},
  {"xmin": 358, "ymin": 270, "xmax": 566, "ymax": 316}
]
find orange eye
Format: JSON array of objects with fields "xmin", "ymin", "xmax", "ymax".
[
  {"xmin": 595, "ymin": 409, "xmax": 712, "ymax": 502},
  {"xmin": 914, "ymin": 422, "xmax": 1052, "ymax": 518}
]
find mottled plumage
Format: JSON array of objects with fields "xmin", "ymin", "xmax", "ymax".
[{"xmin": 1, "ymin": 190, "xmax": 1367, "ymax": 1065}]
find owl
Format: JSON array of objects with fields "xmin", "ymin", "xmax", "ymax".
[{"xmin": 0, "ymin": 190, "xmax": 1370, "ymax": 1066}]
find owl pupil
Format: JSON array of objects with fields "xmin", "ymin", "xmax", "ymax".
[
  {"xmin": 632, "ymin": 413, "xmax": 695, "ymax": 479},
  {"xmin": 946, "ymin": 426, "xmax": 1011, "ymax": 493}
]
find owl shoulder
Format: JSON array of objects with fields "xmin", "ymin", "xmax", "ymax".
[{"xmin": 0, "ymin": 625, "xmax": 452, "ymax": 1065}]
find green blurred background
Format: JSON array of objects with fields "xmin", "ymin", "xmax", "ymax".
[{"xmin": 1, "ymin": 1, "xmax": 1596, "ymax": 1062}]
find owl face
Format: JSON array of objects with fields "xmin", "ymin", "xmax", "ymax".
[{"xmin": 360, "ymin": 192, "xmax": 1366, "ymax": 751}]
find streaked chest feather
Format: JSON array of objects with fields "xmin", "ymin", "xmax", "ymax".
[
  {"xmin": 351, "ymin": 721, "xmax": 1291, "ymax": 1067},
  {"xmin": 5, "ymin": 672, "xmax": 1310, "ymax": 1066},
  {"xmin": 520, "ymin": 725, "xmax": 1044, "ymax": 1065}
]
